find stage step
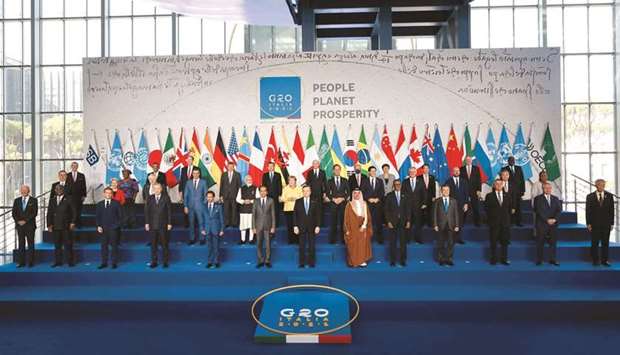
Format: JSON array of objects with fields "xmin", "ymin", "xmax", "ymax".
[
  {"xmin": 1, "ymin": 261, "xmax": 619, "ymax": 302},
  {"xmin": 13, "ymin": 241, "xmax": 620, "ymax": 265},
  {"xmin": 42, "ymin": 223, "xmax": 591, "ymax": 244},
  {"xmin": 75, "ymin": 210, "xmax": 579, "ymax": 227}
]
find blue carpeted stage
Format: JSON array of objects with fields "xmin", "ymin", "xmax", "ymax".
[{"xmin": 1, "ymin": 202, "xmax": 619, "ymax": 354}]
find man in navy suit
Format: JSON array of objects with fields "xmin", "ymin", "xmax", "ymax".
[
  {"xmin": 184, "ymin": 168, "xmax": 208, "ymax": 245},
  {"xmin": 586, "ymin": 179, "xmax": 615, "ymax": 266},
  {"xmin": 12, "ymin": 185, "xmax": 38, "ymax": 267},
  {"xmin": 402, "ymin": 167, "xmax": 423, "ymax": 244},
  {"xmin": 47, "ymin": 184, "xmax": 76, "ymax": 267},
  {"xmin": 293, "ymin": 185, "xmax": 321, "ymax": 268},
  {"xmin": 202, "ymin": 191, "xmax": 224, "ymax": 268},
  {"xmin": 326, "ymin": 164, "xmax": 349, "ymax": 244},
  {"xmin": 145, "ymin": 183, "xmax": 173, "ymax": 268},
  {"xmin": 444, "ymin": 167, "xmax": 470, "ymax": 244},
  {"xmin": 503, "ymin": 157, "xmax": 525, "ymax": 226},
  {"xmin": 533, "ymin": 182, "xmax": 562, "ymax": 266},
  {"xmin": 96, "ymin": 187, "xmax": 122, "ymax": 269},
  {"xmin": 363, "ymin": 166, "xmax": 385, "ymax": 244},
  {"xmin": 485, "ymin": 179, "xmax": 514, "ymax": 265}
]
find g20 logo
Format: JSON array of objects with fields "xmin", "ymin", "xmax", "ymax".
[
  {"xmin": 268, "ymin": 93, "xmax": 294, "ymax": 104},
  {"xmin": 260, "ymin": 76, "xmax": 301, "ymax": 120},
  {"xmin": 280, "ymin": 308, "xmax": 330, "ymax": 318}
]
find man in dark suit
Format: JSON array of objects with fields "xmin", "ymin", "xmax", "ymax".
[
  {"xmin": 326, "ymin": 164, "xmax": 349, "ymax": 244},
  {"xmin": 50, "ymin": 170, "xmax": 70, "ymax": 201},
  {"xmin": 12, "ymin": 185, "xmax": 38, "ymax": 267},
  {"xmin": 500, "ymin": 169, "xmax": 520, "ymax": 226},
  {"xmin": 96, "ymin": 188, "xmax": 122, "ymax": 269},
  {"xmin": 384, "ymin": 180, "xmax": 410, "ymax": 267},
  {"xmin": 262, "ymin": 161, "xmax": 283, "ymax": 231},
  {"xmin": 180, "ymin": 156, "xmax": 197, "ymax": 227},
  {"xmin": 586, "ymin": 179, "xmax": 615, "ymax": 266},
  {"xmin": 144, "ymin": 183, "xmax": 172, "ymax": 268},
  {"xmin": 485, "ymin": 179, "xmax": 514, "ymax": 265},
  {"xmin": 418, "ymin": 164, "xmax": 437, "ymax": 228},
  {"xmin": 293, "ymin": 185, "xmax": 321, "ymax": 268},
  {"xmin": 444, "ymin": 166, "xmax": 470, "ymax": 244},
  {"xmin": 348, "ymin": 162, "xmax": 369, "ymax": 197},
  {"xmin": 533, "ymin": 182, "xmax": 562, "ymax": 266},
  {"xmin": 184, "ymin": 168, "xmax": 208, "ymax": 245},
  {"xmin": 253, "ymin": 186, "xmax": 276, "ymax": 268},
  {"xmin": 46, "ymin": 184, "xmax": 76, "ymax": 267},
  {"xmin": 503, "ymin": 156, "xmax": 525, "ymax": 226},
  {"xmin": 305, "ymin": 159, "xmax": 327, "ymax": 221},
  {"xmin": 202, "ymin": 191, "xmax": 225, "ymax": 268},
  {"xmin": 363, "ymin": 166, "xmax": 385, "ymax": 244},
  {"xmin": 179, "ymin": 156, "xmax": 196, "ymax": 201},
  {"xmin": 433, "ymin": 185, "xmax": 460, "ymax": 266},
  {"xmin": 402, "ymin": 167, "xmax": 423, "ymax": 244},
  {"xmin": 67, "ymin": 162, "xmax": 87, "ymax": 226},
  {"xmin": 150, "ymin": 162, "xmax": 167, "ymax": 187},
  {"xmin": 460, "ymin": 156, "xmax": 482, "ymax": 226},
  {"xmin": 220, "ymin": 161, "xmax": 241, "ymax": 227}
]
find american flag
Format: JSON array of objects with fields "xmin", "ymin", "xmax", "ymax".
[{"xmin": 227, "ymin": 128, "xmax": 240, "ymax": 165}]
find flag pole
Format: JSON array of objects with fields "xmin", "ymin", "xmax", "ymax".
[{"xmin": 155, "ymin": 128, "xmax": 163, "ymax": 151}]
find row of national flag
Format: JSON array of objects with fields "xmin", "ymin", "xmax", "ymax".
[{"xmin": 84, "ymin": 123, "xmax": 560, "ymax": 193}]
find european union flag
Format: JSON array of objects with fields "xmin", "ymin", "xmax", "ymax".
[{"xmin": 432, "ymin": 126, "xmax": 449, "ymax": 183}]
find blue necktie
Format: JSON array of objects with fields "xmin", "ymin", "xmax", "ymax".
[
  {"xmin": 304, "ymin": 199, "xmax": 309, "ymax": 214},
  {"xmin": 396, "ymin": 192, "xmax": 400, "ymax": 206},
  {"xmin": 22, "ymin": 198, "xmax": 27, "ymax": 211},
  {"xmin": 443, "ymin": 198, "xmax": 448, "ymax": 213}
]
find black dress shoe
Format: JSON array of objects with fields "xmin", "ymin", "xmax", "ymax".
[
  {"xmin": 163, "ymin": 263, "xmax": 169, "ymax": 268},
  {"xmin": 602, "ymin": 261, "xmax": 612, "ymax": 267},
  {"xmin": 400, "ymin": 262, "xmax": 407, "ymax": 267},
  {"xmin": 16, "ymin": 264, "xmax": 25, "ymax": 268},
  {"xmin": 265, "ymin": 262, "xmax": 272, "ymax": 268},
  {"xmin": 456, "ymin": 240, "xmax": 465, "ymax": 245},
  {"xmin": 97, "ymin": 264, "xmax": 107, "ymax": 269},
  {"xmin": 309, "ymin": 264, "xmax": 315, "ymax": 268},
  {"xmin": 112, "ymin": 264, "xmax": 117, "ymax": 269},
  {"xmin": 298, "ymin": 264, "xmax": 305, "ymax": 268},
  {"xmin": 28, "ymin": 263, "xmax": 34, "ymax": 268},
  {"xmin": 549, "ymin": 260, "xmax": 560, "ymax": 266},
  {"xmin": 149, "ymin": 262, "xmax": 158, "ymax": 268},
  {"xmin": 501, "ymin": 260, "xmax": 510, "ymax": 266},
  {"xmin": 188, "ymin": 240, "xmax": 196, "ymax": 246},
  {"xmin": 415, "ymin": 241, "xmax": 424, "ymax": 245},
  {"xmin": 445, "ymin": 261, "xmax": 454, "ymax": 266},
  {"xmin": 593, "ymin": 261, "xmax": 600, "ymax": 266},
  {"xmin": 68, "ymin": 263, "xmax": 76, "ymax": 267},
  {"xmin": 250, "ymin": 240, "xmax": 256, "ymax": 245},
  {"xmin": 51, "ymin": 263, "xmax": 61, "ymax": 268},
  {"xmin": 378, "ymin": 241, "xmax": 384, "ymax": 245},
  {"xmin": 536, "ymin": 261, "xmax": 543, "ymax": 266},
  {"xmin": 215, "ymin": 263, "xmax": 220, "ymax": 268},
  {"xmin": 256, "ymin": 263, "xmax": 264, "ymax": 269},
  {"xmin": 439, "ymin": 261, "xmax": 445, "ymax": 266},
  {"xmin": 206, "ymin": 263, "xmax": 213, "ymax": 269},
  {"xmin": 390, "ymin": 262, "xmax": 396, "ymax": 267}
]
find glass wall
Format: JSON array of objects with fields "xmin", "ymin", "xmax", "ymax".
[
  {"xmin": 471, "ymin": 0, "xmax": 617, "ymax": 223},
  {"xmin": 0, "ymin": 0, "xmax": 32, "ymax": 210}
]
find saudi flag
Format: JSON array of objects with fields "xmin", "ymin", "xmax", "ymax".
[
  {"xmin": 304, "ymin": 126, "xmax": 319, "ymax": 174},
  {"xmin": 357, "ymin": 125, "xmax": 371, "ymax": 175},
  {"xmin": 462, "ymin": 124, "xmax": 474, "ymax": 163},
  {"xmin": 318, "ymin": 126, "xmax": 333, "ymax": 179},
  {"xmin": 541, "ymin": 124, "xmax": 560, "ymax": 181}
]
